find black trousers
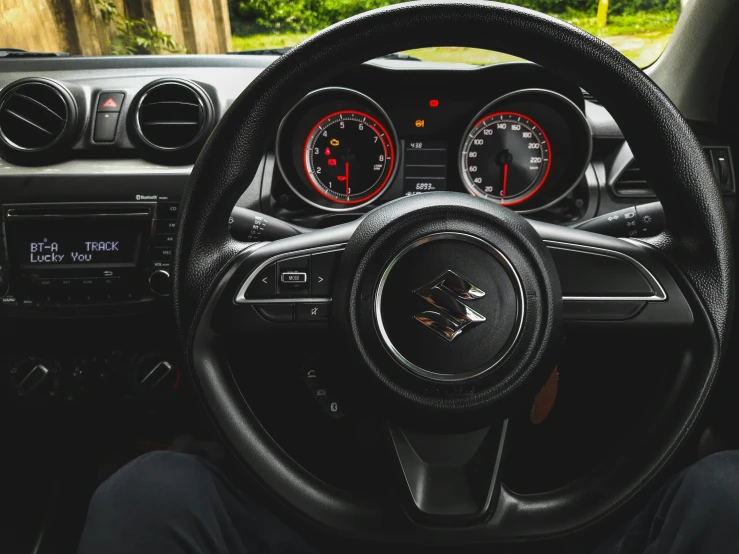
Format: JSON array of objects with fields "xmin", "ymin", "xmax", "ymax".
[{"xmin": 78, "ymin": 450, "xmax": 739, "ymax": 553}]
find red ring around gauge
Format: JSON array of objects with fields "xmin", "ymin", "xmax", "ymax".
[
  {"xmin": 303, "ymin": 110, "xmax": 395, "ymax": 205},
  {"xmin": 461, "ymin": 111, "xmax": 552, "ymax": 207}
]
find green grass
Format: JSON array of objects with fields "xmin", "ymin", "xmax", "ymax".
[{"xmin": 231, "ymin": 10, "xmax": 678, "ymax": 68}]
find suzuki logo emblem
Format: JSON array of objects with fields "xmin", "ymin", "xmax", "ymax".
[{"xmin": 413, "ymin": 270, "xmax": 486, "ymax": 342}]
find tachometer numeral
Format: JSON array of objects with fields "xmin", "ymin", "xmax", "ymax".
[{"xmin": 304, "ymin": 111, "xmax": 395, "ymax": 205}]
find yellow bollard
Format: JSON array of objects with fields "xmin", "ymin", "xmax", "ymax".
[{"xmin": 597, "ymin": 0, "xmax": 609, "ymax": 30}]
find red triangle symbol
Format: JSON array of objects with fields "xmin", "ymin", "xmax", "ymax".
[{"xmin": 101, "ymin": 97, "xmax": 117, "ymax": 108}]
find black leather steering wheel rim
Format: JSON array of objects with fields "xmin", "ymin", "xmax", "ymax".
[{"xmin": 174, "ymin": 0, "xmax": 734, "ymax": 543}]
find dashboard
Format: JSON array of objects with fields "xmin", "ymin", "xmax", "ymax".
[{"xmin": 0, "ymin": 54, "xmax": 735, "ymax": 404}]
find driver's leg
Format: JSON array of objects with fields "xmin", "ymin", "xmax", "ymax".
[
  {"xmin": 594, "ymin": 451, "xmax": 739, "ymax": 553},
  {"xmin": 77, "ymin": 451, "xmax": 317, "ymax": 554}
]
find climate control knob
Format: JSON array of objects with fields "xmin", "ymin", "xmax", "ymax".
[
  {"xmin": 9, "ymin": 357, "xmax": 58, "ymax": 398},
  {"xmin": 149, "ymin": 270, "xmax": 171, "ymax": 296},
  {"xmin": 133, "ymin": 353, "xmax": 179, "ymax": 393}
]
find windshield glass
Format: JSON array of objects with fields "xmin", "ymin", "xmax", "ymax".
[{"xmin": 1, "ymin": 0, "xmax": 680, "ymax": 68}]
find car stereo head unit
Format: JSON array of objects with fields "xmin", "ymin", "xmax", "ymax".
[{"xmin": 0, "ymin": 202, "xmax": 177, "ymax": 316}]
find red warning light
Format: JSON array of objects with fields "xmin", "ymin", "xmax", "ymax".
[
  {"xmin": 328, "ymin": 158, "xmax": 337, "ymax": 166},
  {"xmin": 324, "ymin": 147, "xmax": 331, "ymax": 155},
  {"xmin": 101, "ymin": 97, "xmax": 118, "ymax": 109},
  {"xmin": 337, "ymin": 175, "xmax": 346, "ymax": 181},
  {"xmin": 429, "ymin": 99, "xmax": 439, "ymax": 108}
]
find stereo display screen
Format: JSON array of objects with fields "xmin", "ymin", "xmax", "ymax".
[{"xmin": 10, "ymin": 223, "xmax": 141, "ymax": 269}]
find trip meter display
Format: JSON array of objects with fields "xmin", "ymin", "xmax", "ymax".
[{"xmin": 303, "ymin": 111, "xmax": 395, "ymax": 204}]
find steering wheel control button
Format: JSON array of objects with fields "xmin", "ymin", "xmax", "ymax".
[
  {"xmin": 93, "ymin": 112, "xmax": 119, "ymax": 142},
  {"xmin": 280, "ymin": 271, "xmax": 307, "ymax": 285},
  {"xmin": 97, "ymin": 92, "xmax": 124, "ymax": 112},
  {"xmin": 277, "ymin": 255, "xmax": 310, "ymax": 294},
  {"xmin": 254, "ymin": 304, "xmax": 294, "ymax": 323},
  {"xmin": 311, "ymin": 250, "xmax": 341, "ymax": 297},
  {"xmin": 376, "ymin": 233, "xmax": 523, "ymax": 382},
  {"xmin": 296, "ymin": 303, "xmax": 330, "ymax": 321},
  {"xmin": 247, "ymin": 264, "xmax": 276, "ymax": 298}
]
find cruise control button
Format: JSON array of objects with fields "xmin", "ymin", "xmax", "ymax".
[
  {"xmin": 254, "ymin": 304, "xmax": 294, "ymax": 322},
  {"xmin": 311, "ymin": 250, "xmax": 341, "ymax": 297},
  {"xmin": 248, "ymin": 264, "xmax": 276, "ymax": 298},
  {"xmin": 296, "ymin": 303, "xmax": 329, "ymax": 321}
]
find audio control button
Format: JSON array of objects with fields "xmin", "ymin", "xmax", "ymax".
[
  {"xmin": 153, "ymin": 234, "xmax": 175, "ymax": 246},
  {"xmin": 157, "ymin": 203, "xmax": 180, "ymax": 219},
  {"xmin": 153, "ymin": 247, "xmax": 173, "ymax": 259},
  {"xmin": 247, "ymin": 264, "xmax": 276, "ymax": 298},
  {"xmin": 149, "ymin": 270, "xmax": 171, "ymax": 296}
]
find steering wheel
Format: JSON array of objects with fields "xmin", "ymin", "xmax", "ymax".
[{"xmin": 173, "ymin": 0, "xmax": 734, "ymax": 544}]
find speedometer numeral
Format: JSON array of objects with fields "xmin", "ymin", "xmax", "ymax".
[{"xmin": 460, "ymin": 111, "xmax": 552, "ymax": 207}]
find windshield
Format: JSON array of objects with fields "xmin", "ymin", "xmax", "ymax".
[{"xmin": 1, "ymin": 0, "xmax": 680, "ymax": 68}]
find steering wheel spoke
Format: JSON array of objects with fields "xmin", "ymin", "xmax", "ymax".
[
  {"xmin": 388, "ymin": 420, "xmax": 509, "ymax": 525},
  {"xmin": 211, "ymin": 220, "xmax": 359, "ymax": 333},
  {"xmin": 531, "ymin": 221, "xmax": 694, "ymax": 328}
]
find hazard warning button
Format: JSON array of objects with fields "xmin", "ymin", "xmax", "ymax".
[{"xmin": 97, "ymin": 92, "xmax": 125, "ymax": 112}]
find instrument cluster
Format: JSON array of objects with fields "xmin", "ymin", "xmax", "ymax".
[{"xmin": 275, "ymin": 67, "xmax": 593, "ymax": 215}]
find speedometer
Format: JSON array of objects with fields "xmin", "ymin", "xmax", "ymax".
[
  {"xmin": 460, "ymin": 112, "xmax": 551, "ymax": 206},
  {"xmin": 303, "ymin": 110, "xmax": 395, "ymax": 205}
]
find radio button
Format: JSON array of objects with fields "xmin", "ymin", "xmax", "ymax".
[
  {"xmin": 152, "ymin": 260, "xmax": 171, "ymax": 269},
  {"xmin": 1, "ymin": 295, "xmax": 17, "ymax": 307},
  {"xmin": 157, "ymin": 203, "xmax": 180, "ymax": 219},
  {"xmin": 153, "ymin": 234, "xmax": 175, "ymax": 246},
  {"xmin": 153, "ymin": 247, "xmax": 173, "ymax": 259},
  {"xmin": 161, "ymin": 220, "xmax": 177, "ymax": 233}
]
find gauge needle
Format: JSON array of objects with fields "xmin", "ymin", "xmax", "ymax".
[
  {"xmin": 502, "ymin": 163, "xmax": 509, "ymax": 199},
  {"xmin": 345, "ymin": 162, "xmax": 350, "ymax": 197}
]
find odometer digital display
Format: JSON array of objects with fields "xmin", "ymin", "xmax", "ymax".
[
  {"xmin": 303, "ymin": 110, "xmax": 395, "ymax": 205},
  {"xmin": 460, "ymin": 112, "xmax": 551, "ymax": 206}
]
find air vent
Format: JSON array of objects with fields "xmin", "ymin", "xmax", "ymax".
[
  {"xmin": 0, "ymin": 79, "xmax": 76, "ymax": 153},
  {"xmin": 613, "ymin": 162, "xmax": 656, "ymax": 198},
  {"xmin": 132, "ymin": 79, "xmax": 213, "ymax": 155}
]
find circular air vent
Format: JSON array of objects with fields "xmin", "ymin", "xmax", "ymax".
[
  {"xmin": 131, "ymin": 79, "xmax": 213, "ymax": 157},
  {"xmin": 0, "ymin": 78, "xmax": 77, "ymax": 156}
]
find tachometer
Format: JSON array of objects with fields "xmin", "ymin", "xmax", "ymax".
[
  {"xmin": 304, "ymin": 111, "xmax": 395, "ymax": 204},
  {"xmin": 460, "ymin": 112, "xmax": 551, "ymax": 206}
]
